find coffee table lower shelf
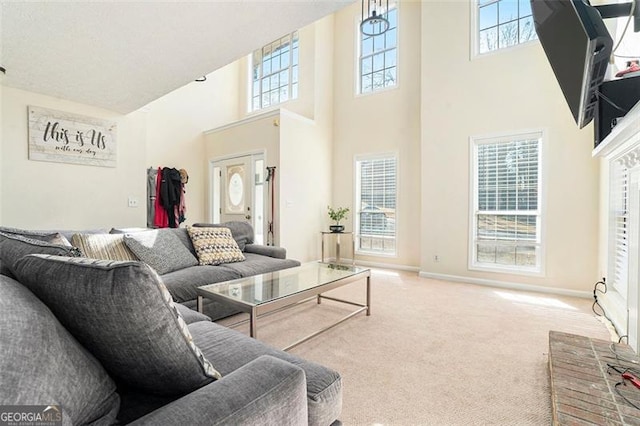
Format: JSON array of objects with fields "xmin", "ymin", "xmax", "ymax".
[{"xmin": 196, "ymin": 264, "xmax": 371, "ymax": 351}]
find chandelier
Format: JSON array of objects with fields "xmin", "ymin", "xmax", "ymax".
[{"xmin": 360, "ymin": 0, "xmax": 390, "ymax": 36}]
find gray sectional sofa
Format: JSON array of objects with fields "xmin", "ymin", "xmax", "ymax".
[
  {"xmin": 0, "ymin": 227, "xmax": 342, "ymax": 425},
  {"xmin": 2, "ymin": 221, "xmax": 301, "ymax": 320}
]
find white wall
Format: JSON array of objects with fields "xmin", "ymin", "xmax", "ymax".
[
  {"xmin": 419, "ymin": 1, "xmax": 600, "ymax": 293},
  {"xmin": 144, "ymin": 62, "xmax": 239, "ymax": 225},
  {"xmin": 279, "ymin": 110, "xmax": 332, "ymax": 261},
  {"xmin": 0, "ymin": 62, "xmax": 241, "ymax": 230},
  {"xmin": 332, "ymin": 1, "xmax": 422, "ymax": 268},
  {"xmin": 1, "ymin": 86, "xmax": 146, "ymax": 229}
]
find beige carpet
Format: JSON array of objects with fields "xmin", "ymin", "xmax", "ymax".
[{"xmin": 218, "ymin": 268, "xmax": 615, "ymax": 425}]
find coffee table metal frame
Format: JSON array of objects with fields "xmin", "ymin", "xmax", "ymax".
[{"xmin": 196, "ymin": 264, "xmax": 371, "ymax": 351}]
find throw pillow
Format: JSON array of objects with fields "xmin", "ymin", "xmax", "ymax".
[
  {"xmin": 187, "ymin": 226, "xmax": 246, "ymax": 266},
  {"xmin": 0, "ymin": 233, "xmax": 82, "ymax": 277},
  {"xmin": 13, "ymin": 254, "xmax": 222, "ymax": 396},
  {"xmin": 193, "ymin": 221, "xmax": 254, "ymax": 251},
  {"xmin": 0, "ymin": 226, "xmax": 71, "ymax": 246},
  {"xmin": 0, "ymin": 275, "xmax": 120, "ymax": 425},
  {"xmin": 123, "ymin": 230, "xmax": 198, "ymax": 275},
  {"xmin": 71, "ymin": 233, "xmax": 138, "ymax": 261}
]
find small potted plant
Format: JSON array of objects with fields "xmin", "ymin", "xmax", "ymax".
[{"xmin": 327, "ymin": 206, "xmax": 349, "ymax": 233}]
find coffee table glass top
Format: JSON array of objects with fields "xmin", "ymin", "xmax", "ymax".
[{"xmin": 197, "ymin": 262, "xmax": 369, "ymax": 307}]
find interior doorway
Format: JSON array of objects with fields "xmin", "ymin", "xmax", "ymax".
[{"xmin": 211, "ymin": 153, "xmax": 265, "ymax": 245}]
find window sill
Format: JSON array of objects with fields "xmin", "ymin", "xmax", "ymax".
[{"xmin": 468, "ymin": 262, "xmax": 544, "ymax": 277}]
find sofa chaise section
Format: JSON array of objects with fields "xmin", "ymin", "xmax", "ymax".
[{"xmin": 0, "ymin": 244, "xmax": 342, "ymax": 425}]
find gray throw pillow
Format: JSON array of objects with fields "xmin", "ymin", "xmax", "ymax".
[
  {"xmin": 0, "ymin": 233, "xmax": 82, "ymax": 277},
  {"xmin": 123, "ymin": 230, "xmax": 198, "ymax": 275},
  {"xmin": 0, "ymin": 275, "xmax": 120, "ymax": 425},
  {"xmin": 0, "ymin": 226, "xmax": 72, "ymax": 246},
  {"xmin": 13, "ymin": 254, "xmax": 221, "ymax": 396}
]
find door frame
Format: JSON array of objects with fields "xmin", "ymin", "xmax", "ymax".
[{"xmin": 209, "ymin": 150, "xmax": 266, "ymax": 236}]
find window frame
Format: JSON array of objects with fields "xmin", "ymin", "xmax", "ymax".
[
  {"xmin": 355, "ymin": 4, "xmax": 399, "ymax": 96},
  {"xmin": 249, "ymin": 31, "xmax": 299, "ymax": 113},
  {"xmin": 468, "ymin": 130, "xmax": 545, "ymax": 276},
  {"xmin": 354, "ymin": 152, "xmax": 399, "ymax": 257},
  {"xmin": 469, "ymin": 0, "xmax": 538, "ymax": 59},
  {"xmin": 609, "ymin": 160, "xmax": 629, "ymax": 298}
]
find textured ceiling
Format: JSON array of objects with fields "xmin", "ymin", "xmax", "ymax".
[{"xmin": 0, "ymin": 1, "xmax": 353, "ymax": 114}]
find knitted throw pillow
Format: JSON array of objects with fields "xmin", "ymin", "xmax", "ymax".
[{"xmin": 187, "ymin": 226, "xmax": 245, "ymax": 266}]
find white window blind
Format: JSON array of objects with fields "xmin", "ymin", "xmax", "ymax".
[
  {"xmin": 472, "ymin": 134, "xmax": 542, "ymax": 272},
  {"xmin": 356, "ymin": 155, "xmax": 397, "ymax": 255},
  {"xmin": 611, "ymin": 162, "xmax": 629, "ymax": 297},
  {"xmin": 251, "ymin": 32, "xmax": 299, "ymax": 111}
]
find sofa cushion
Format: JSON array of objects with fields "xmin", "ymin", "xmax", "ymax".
[
  {"xmin": 0, "ymin": 274, "xmax": 120, "ymax": 425},
  {"xmin": 72, "ymin": 233, "xmax": 138, "ymax": 261},
  {"xmin": 187, "ymin": 226, "xmax": 245, "ymax": 266},
  {"xmin": 13, "ymin": 255, "xmax": 222, "ymax": 396},
  {"xmin": 216, "ymin": 252, "xmax": 301, "ymax": 278},
  {"xmin": 189, "ymin": 321, "xmax": 342, "ymax": 426},
  {"xmin": 0, "ymin": 233, "xmax": 82, "ymax": 277},
  {"xmin": 193, "ymin": 221, "xmax": 254, "ymax": 251},
  {"xmin": 123, "ymin": 230, "xmax": 198, "ymax": 274},
  {"xmin": 174, "ymin": 303, "xmax": 211, "ymax": 324},
  {"xmin": 160, "ymin": 265, "xmax": 241, "ymax": 303},
  {"xmin": 109, "ymin": 227, "xmax": 150, "ymax": 234}
]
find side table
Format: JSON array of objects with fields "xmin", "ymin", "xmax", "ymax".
[{"xmin": 321, "ymin": 231, "xmax": 355, "ymax": 265}]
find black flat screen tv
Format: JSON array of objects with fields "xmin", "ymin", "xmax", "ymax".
[{"xmin": 531, "ymin": 0, "xmax": 613, "ymax": 128}]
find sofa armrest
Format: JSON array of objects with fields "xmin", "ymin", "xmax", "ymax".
[
  {"xmin": 129, "ymin": 355, "xmax": 308, "ymax": 426},
  {"xmin": 244, "ymin": 244, "xmax": 286, "ymax": 259}
]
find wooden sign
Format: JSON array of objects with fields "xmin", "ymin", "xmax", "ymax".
[{"xmin": 28, "ymin": 106, "xmax": 117, "ymax": 167}]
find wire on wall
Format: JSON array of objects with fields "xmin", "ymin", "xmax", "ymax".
[{"xmin": 592, "ymin": 277, "xmax": 628, "ymax": 343}]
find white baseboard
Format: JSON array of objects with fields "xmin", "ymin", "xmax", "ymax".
[
  {"xmin": 321, "ymin": 257, "xmax": 420, "ymax": 273},
  {"xmin": 418, "ymin": 271, "xmax": 592, "ymax": 299}
]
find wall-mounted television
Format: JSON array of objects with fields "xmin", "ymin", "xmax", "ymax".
[{"xmin": 531, "ymin": 0, "xmax": 613, "ymax": 129}]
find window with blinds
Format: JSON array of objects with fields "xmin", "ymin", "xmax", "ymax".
[
  {"xmin": 355, "ymin": 155, "xmax": 397, "ymax": 255},
  {"xmin": 250, "ymin": 32, "xmax": 299, "ymax": 112},
  {"xmin": 471, "ymin": 132, "xmax": 542, "ymax": 273},
  {"xmin": 610, "ymin": 162, "xmax": 628, "ymax": 297}
]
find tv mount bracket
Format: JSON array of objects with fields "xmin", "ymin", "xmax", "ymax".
[{"xmin": 594, "ymin": 2, "xmax": 640, "ymax": 33}]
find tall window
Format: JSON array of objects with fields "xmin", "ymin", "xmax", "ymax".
[
  {"xmin": 470, "ymin": 132, "xmax": 542, "ymax": 273},
  {"xmin": 355, "ymin": 155, "xmax": 397, "ymax": 255},
  {"xmin": 610, "ymin": 162, "xmax": 629, "ymax": 297},
  {"xmin": 251, "ymin": 32, "xmax": 299, "ymax": 112},
  {"xmin": 358, "ymin": 7, "xmax": 397, "ymax": 94},
  {"xmin": 475, "ymin": 0, "xmax": 537, "ymax": 55}
]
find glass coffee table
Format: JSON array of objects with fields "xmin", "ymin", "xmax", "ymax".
[{"xmin": 196, "ymin": 262, "xmax": 371, "ymax": 351}]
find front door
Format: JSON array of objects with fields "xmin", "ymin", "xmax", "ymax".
[
  {"xmin": 211, "ymin": 154, "xmax": 266, "ymax": 244},
  {"xmin": 219, "ymin": 156, "xmax": 253, "ymax": 225}
]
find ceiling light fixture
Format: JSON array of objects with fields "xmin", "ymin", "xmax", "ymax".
[{"xmin": 360, "ymin": 0, "xmax": 390, "ymax": 36}]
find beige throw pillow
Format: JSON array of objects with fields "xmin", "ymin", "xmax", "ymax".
[
  {"xmin": 187, "ymin": 226, "xmax": 245, "ymax": 266},
  {"xmin": 71, "ymin": 233, "xmax": 138, "ymax": 261}
]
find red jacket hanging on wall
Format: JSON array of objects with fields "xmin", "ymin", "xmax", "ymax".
[{"xmin": 153, "ymin": 167, "xmax": 169, "ymax": 228}]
